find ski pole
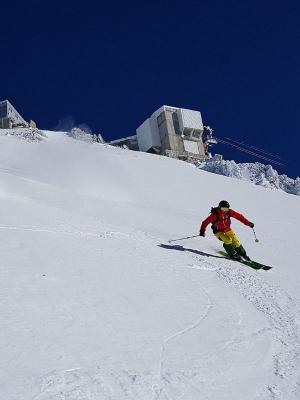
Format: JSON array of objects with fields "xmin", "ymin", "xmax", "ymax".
[
  {"xmin": 168, "ymin": 234, "xmax": 199, "ymax": 243},
  {"xmin": 252, "ymin": 228, "xmax": 259, "ymax": 243}
]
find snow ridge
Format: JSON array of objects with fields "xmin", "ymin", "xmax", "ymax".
[
  {"xmin": 0, "ymin": 128, "xmax": 47, "ymax": 142},
  {"xmin": 198, "ymin": 160, "xmax": 300, "ymax": 195}
]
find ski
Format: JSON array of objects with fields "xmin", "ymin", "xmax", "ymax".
[{"xmin": 218, "ymin": 251, "xmax": 272, "ymax": 271}]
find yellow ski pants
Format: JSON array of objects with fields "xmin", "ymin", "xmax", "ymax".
[{"xmin": 214, "ymin": 230, "xmax": 241, "ymax": 248}]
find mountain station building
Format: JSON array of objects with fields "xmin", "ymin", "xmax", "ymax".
[
  {"xmin": 0, "ymin": 100, "xmax": 29, "ymax": 129},
  {"xmin": 110, "ymin": 105, "xmax": 216, "ymax": 162}
]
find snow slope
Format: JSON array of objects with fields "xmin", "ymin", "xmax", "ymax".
[{"xmin": 1, "ymin": 131, "xmax": 300, "ymax": 400}]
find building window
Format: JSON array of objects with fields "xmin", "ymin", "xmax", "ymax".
[{"xmin": 172, "ymin": 112, "xmax": 181, "ymax": 135}]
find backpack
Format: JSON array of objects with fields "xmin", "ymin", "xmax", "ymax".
[{"xmin": 210, "ymin": 207, "xmax": 231, "ymax": 233}]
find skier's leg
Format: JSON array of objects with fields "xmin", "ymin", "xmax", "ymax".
[
  {"xmin": 236, "ymin": 245, "xmax": 250, "ymax": 260},
  {"xmin": 230, "ymin": 230, "xmax": 250, "ymax": 260},
  {"xmin": 223, "ymin": 243, "xmax": 239, "ymax": 257},
  {"xmin": 227, "ymin": 230, "xmax": 241, "ymax": 248},
  {"xmin": 215, "ymin": 232, "xmax": 237, "ymax": 257},
  {"xmin": 236, "ymin": 244, "xmax": 246, "ymax": 256},
  {"xmin": 215, "ymin": 232, "xmax": 232, "ymax": 244}
]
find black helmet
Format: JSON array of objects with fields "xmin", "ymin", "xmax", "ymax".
[{"xmin": 219, "ymin": 200, "xmax": 230, "ymax": 208}]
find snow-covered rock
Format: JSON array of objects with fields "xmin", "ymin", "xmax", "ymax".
[
  {"xmin": 0, "ymin": 128, "xmax": 47, "ymax": 142},
  {"xmin": 198, "ymin": 159, "xmax": 300, "ymax": 195},
  {"xmin": 68, "ymin": 127, "xmax": 104, "ymax": 143}
]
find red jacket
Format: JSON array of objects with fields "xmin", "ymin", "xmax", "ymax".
[{"xmin": 200, "ymin": 208, "xmax": 252, "ymax": 233}]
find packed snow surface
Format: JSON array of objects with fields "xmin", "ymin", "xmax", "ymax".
[
  {"xmin": 1, "ymin": 131, "xmax": 300, "ymax": 400},
  {"xmin": 199, "ymin": 159, "xmax": 300, "ymax": 195}
]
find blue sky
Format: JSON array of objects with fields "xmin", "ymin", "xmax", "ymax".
[{"xmin": 1, "ymin": 0, "xmax": 299, "ymax": 177}]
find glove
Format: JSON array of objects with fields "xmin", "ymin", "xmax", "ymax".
[
  {"xmin": 249, "ymin": 222, "xmax": 254, "ymax": 228},
  {"xmin": 199, "ymin": 230, "xmax": 206, "ymax": 237}
]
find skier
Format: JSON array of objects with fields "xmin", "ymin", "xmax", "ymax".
[{"xmin": 199, "ymin": 200, "xmax": 254, "ymax": 261}]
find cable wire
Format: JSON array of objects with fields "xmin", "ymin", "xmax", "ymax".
[
  {"xmin": 223, "ymin": 137, "xmax": 285, "ymax": 161},
  {"xmin": 216, "ymin": 137, "xmax": 285, "ymax": 166}
]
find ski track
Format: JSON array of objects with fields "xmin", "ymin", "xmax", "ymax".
[
  {"xmin": 0, "ymin": 225, "xmax": 162, "ymax": 242},
  {"xmin": 188, "ymin": 252, "xmax": 300, "ymax": 399},
  {"xmin": 4, "ymin": 226, "xmax": 300, "ymax": 399},
  {"xmin": 152, "ymin": 251, "xmax": 300, "ymax": 400},
  {"xmin": 152, "ymin": 276, "xmax": 213, "ymax": 400},
  {"xmin": 0, "ymin": 225, "xmax": 127, "ymax": 240},
  {"xmin": 33, "ymin": 367, "xmax": 153, "ymax": 400}
]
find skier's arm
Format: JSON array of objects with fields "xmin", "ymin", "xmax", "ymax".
[
  {"xmin": 230, "ymin": 209, "xmax": 254, "ymax": 227},
  {"xmin": 200, "ymin": 214, "xmax": 217, "ymax": 234}
]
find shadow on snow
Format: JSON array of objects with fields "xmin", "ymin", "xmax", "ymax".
[{"xmin": 158, "ymin": 244, "xmax": 224, "ymax": 259}]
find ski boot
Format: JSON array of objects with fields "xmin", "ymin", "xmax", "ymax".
[
  {"xmin": 223, "ymin": 243, "xmax": 242, "ymax": 261},
  {"xmin": 230, "ymin": 253, "xmax": 242, "ymax": 261},
  {"xmin": 236, "ymin": 245, "xmax": 251, "ymax": 261}
]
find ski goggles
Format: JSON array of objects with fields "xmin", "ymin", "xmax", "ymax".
[{"xmin": 220, "ymin": 207, "xmax": 229, "ymax": 212}]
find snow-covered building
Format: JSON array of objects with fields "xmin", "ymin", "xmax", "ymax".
[
  {"xmin": 0, "ymin": 100, "xmax": 28, "ymax": 129},
  {"xmin": 110, "ymin": 105, "xmax": 216, "ymax": 162}
]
